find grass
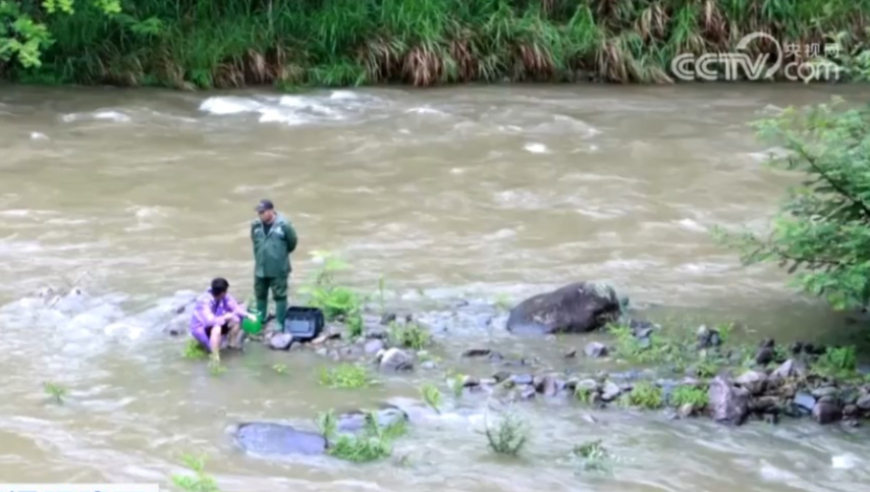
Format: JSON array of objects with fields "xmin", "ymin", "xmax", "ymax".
[
  {"xmin": 171, "ymin": 453, "xmax": 220, "ymax": 492},
  {"xmin": 388, "ymin": 321, "xmax": 432, "ymax": 351},
  {"xmin": 272, "ymin": 363, "xmax": 288, "ymax": 374},
  {"xmin": 626, "ymin": 381, "xmax": 663, "ymax": 409},
  {"xmin": 318, "ymin": 363, "xmax": 377, "ymax": 388},
  {"xmin": 420, "ymin": 383, "xmax": 443, "ymax": 414},
  {"xmin": 573, "ymin": 439, "xmax": 611, "ymax": 473},
  {"xmin": 669, "ymin": 385, "xmax": 709, "ymax": 409},
  {"xmin": 482, "ymin": 409, "xmax": 528, "ymax": 456},
  {"xmin": 319, "ymin": 409, "xmax": 407, "ymax": 463},
  {"xmin": 43, "ymin": 381, "xmax": 67, "ymax": 404},
  {"xmin": 183, "ymin": 339, "xmax": 208, "ymax": 360},
  {"xmin": 4, "ymin": 0, "xmax": 870, "ymax": 89},
  {"xmin": 811, "ymin": 346, "xmax": 861, "ymax": 381}
]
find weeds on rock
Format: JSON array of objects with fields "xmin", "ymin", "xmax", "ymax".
[
  {"xmin": 483, "ymin": 409, "xmax": 528, "ymax": 457},
  {"xmin": 319, "ymin": 364, "xmax": 376, "ymax": 389},
  {"xmin": 420, "ymin": 383, "xmax": 442, "ymax": 414},
  {"xmin": 183, "ymin": 339, "xmax": 208, "ymax": 360},
  {"xmin": 627, "ymin": 381, "xmax": 663, "ymax": 409},
  {"xmin": 171, "ymin": 453, "xmax": 220, "ymax": 492},
  {"xmin": 43, "ymin": 381, "xmax": 67, "ymax": 404},
  {"xmin": 320, "ymin": 409, "xmax": 407, "ymax": 463},
  {"xmin": 572, "ymin": 439, "xmax": 611, "ymax": 473},
  {"xmin": 389, "ymin": 321, "xmax": 431, "ymax": 350}
]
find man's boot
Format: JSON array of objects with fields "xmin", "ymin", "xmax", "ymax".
[{"xmin": 275, "ymin": 298, "xmax": 288, "ymax": 333}]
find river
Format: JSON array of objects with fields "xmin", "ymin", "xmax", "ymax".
[{"xmin": 0, "ymin": 83, "xmax": 868, "ymax": 491}]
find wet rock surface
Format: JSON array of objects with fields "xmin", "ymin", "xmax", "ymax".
[
  {"xmin": 233, "ymin": 423, "xmax": 327, "ymax": 456},
  {"xmin": 505, "ymin": 281, "xmax": 621, "ymax": 335}
]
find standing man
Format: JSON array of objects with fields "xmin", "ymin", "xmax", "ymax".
[{"xmin": 251, "ymin": 199, "xmax": 298, "ymax": 332}]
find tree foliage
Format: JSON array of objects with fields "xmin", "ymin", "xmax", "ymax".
[{"xmin": 716, "ymin": 97, "xmax": 870, "ymax": 310}]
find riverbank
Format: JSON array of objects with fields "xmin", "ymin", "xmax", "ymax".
[{"xmin": 2, "ymin": 0, "xmax": 869, "ymax": 89}]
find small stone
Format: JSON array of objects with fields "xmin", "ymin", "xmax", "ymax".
[
  {"xmin": 462, "ymin": 348, "xmax": 492, "ymax": 358},
  {"xmin": 575, "ymin": 379, "xmax": 600, "ymax": 393},
  {"xmin": 600, "ymin": 381, "xmax": 621, "ymax": 402},
  {"xmin": 754, "ymin": 346, "xmax": 775, "ymax": 365},
  {"xmin": 812, "ymin": 386, "xmax": 839, "ymax": 400},
  {"xmin": 380, "ymin": 312, "xmax": 397, "ymax": 325},
  {"xmin": 812, "ymin": 401, "xmax": 842, "ymax": 424},
  {"xmin": 760, "ymin": 338, "xmax": 775, "ymax": 349},
  {"xmin": 534, "ymin": 375, "xmax": 559, "ymax": 396},
  {"xmin": 519, "ymin": 386, "xmax": 537, "ymax": 400},
  {"xmin": 364, "ymin": 339, "xmax": 385, "ymax": 354},
  {"xmin": 771, "ymin": 359, "xmax": 808, "ymax": 380},
  {"xmin": 696, "ymin": 325, "xmax": 722, "ymax": 349},
  {"xmin": 679, "ymin": 403, "xmax": 696, "ymax": 418},
  {"xmin": 268, "ymin": 333, "xmax": 294, "ymax": 351},
  {"xmin": 793, "ymin": 392, "xmax": 816, "ymax": 412},
  {"xmin": 564, "ymin": 349, "xmax": 577, "ymax": 358},
  {"xmin": 843, "ymin": 404, "xmax": 858, "ymax": 418},
  {"xmin": 735, "ymin": 370, "xmax": 768, "ymax": 396},
  {"xmin": 749, "ymin": 396, "xmax": 780, "ymax": 414},
  {"xmin": 492, "ymin": 371, "xmax": 511, "ymax": 383},
  {"xmin": 843, "ymin": 419, "xmax": 860, "ymax": 428},
  {"xmin": 636, "ymin": 337, "xmax": 652, "ymax": 350},
  {"xmin": 856, "ymin": 394, "xmax": 870, "ymax": 411},
  {"xmin": 461, "ymin": 375, "xmax": 480, "ymax": 387},
  {"xmin": 511, "ymin": 374, "xmax": 534, "ymax": 386},
  {"xmin": 764, "ymin": 413, "xmax": 779, "ymax": 425},
  {"xmin": 378, "ymin": 348, "xmax": 414, "ymax": 371},
  {"xmin": 584, "ymin": 342, "xmax": 609, "ymax": 358},
  {"xmin": 488, "ymin": 352, "xmax": 504, "ymax": 362}
]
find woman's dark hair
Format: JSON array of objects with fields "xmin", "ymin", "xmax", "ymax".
[{"xmin": 211, "ymin": 277, "xmax": 230, "ymax": 295}]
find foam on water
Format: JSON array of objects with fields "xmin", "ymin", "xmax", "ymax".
[
  {"xmin": 61, "ymin": 110, "xmax": 131, "ymax": 123},
  {"xmin": 198, "ymin": 90, "xmax": 377, "ymax": 125}
]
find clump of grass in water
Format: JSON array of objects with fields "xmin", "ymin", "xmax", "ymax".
[
  {"xmin": 494, "ymin": 293, "xmax": 512, "ymax": 312},
  {"xmin": 208, "ymin": 360, "xmax": 226, "ymax": 377},
  {"xmin": 420, "ymin": 383, "xmax": 442, "ymax": 414},
  {"xmin": 301, "ymin": 251, "xmax": 364, "ymax": 321},
  {"xmin": 43, "ymin": 381, "xmax": 67, "ymax": 404},
  {"xmin": 669, "ymin": 385, "xmax": 709, "ymax": 409},
  {"xmin": 319, "ymin": 364, "xmax": 377, "ymax": 389},
  {"xmin": 626, "ymin": 381, "xmax": 663, "ymax": 409},
  {"xmin": 575, "ymin": 386, "xmax": 595, "ymax": 405},
  {"xmin": 449, "ymin": 373, "xmax": 465, "ymax": 398},
  {"xmin": 573, "ymin": 439, "xmax": 611, "ymax": 473},
  {"xmin": 319, "ymin": 409, "xmax": 407, "ymax": 463},
  {"xmin": 272, "ymin": 363, "xmax": 288, "ymax": 374},
  {"xmin": 389, "ymin": 321, "xmax": 431, "ymax": 350},
  {"xmin": 183, "ymin": 339, "xmax": 208, "ymax": 360},
  {"xmin": 812, "ymin": 345, "xmax": 861, "ymax": 380},
  {"xmin": 171, "ymin": 453, "xmax": 220, "ymax": 492},
  {"xmin": 483, "ymin": 409, "xmax": 528, "ymax": 457}
]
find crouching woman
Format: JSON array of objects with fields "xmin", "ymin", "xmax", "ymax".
[{"xmin": 190, "ymin": 277, "xmax": 256, "ymax": 362}]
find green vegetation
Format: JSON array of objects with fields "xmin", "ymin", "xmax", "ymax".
[
  {"xmin": 43, "ymin": 381, "xmax": 67, "ymax": 404},
  {"xmin": 272, "ymin": 363, "xmax": 288, "ymax": 374},
  {"xmin": 171, "ymin": 453, "xmax": 220, "ymax": 492},
  {"xmin": 2, "ymin": 1, "xmax": 869, "ymax": 89},
  {"xmin": 669, "ymin": 385, "xmax": 709, "ymax": 409},
  {"xmin": 716, "ymin": 99, "xmax": 870, "ymax": 311},
  {"xmin": 483, "ymin": 410, "xmax": 528, "ymax": 456},
  {"xmin": 207, "ymin": 360, "xmax": 226, "ymax": 376},
  {"xmin": 575, "ymin": 385, "xmax": 594, "ymax": 404},
  {"xmin": 572, "ymin": 439, "xmax": 611, "ymax": 473},
  {"xmin": 420, "ymin": 383, "xmax": 443, "ymax": 413},
  {"xmin": 388, "ymin": 321, "xmax": 432, "ymax": 351},
  {"xmin": 318, "ymin": 363, "xmax": 377, "ymax": 388},
  {"xmin": 319, "ymin": 409, "xmax": 407, "ymax": 463},
  {"xmin": 182, "ymin": 339, "xmax": 208, "ymax": 360},
  {"xmin": 626, "ymin": 381, "xmax": 663, "ymax": 409},
  {"xmin": 812, "ymin": 345, "xmax": 861, "ymax": 381}
]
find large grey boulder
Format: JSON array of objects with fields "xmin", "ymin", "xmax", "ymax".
[
  {"xmin": 232, "ymin": 422, "xmax": 327, "ymax": 456},
  {"xmin": 506, "ymin": 282, "xmax": 621, "ymax": 335},
  {"xmin": 708, "ymin": 376, "xmax": 750, "ymax": 426}
]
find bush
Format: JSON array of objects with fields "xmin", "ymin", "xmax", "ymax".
[{"xmin": 715, "ymin": 99, "xmax": 870, "ymax": 310}]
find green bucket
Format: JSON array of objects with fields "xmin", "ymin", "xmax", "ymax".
[{"xmin": 241, "ymin": 315, "xmax": 263, "ymax": 335}]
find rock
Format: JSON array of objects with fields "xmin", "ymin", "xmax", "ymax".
[
  {"xmin": 380, "ymin": 312, "xmax": 397, "ymax": 325},
  {"xmin": 636, "ymin": 337, "xmax": 652, "ymax": 350},
  {"xmin": 696, "ymin": 325, "xmax": 722, "ymax": 349},
  {"xmin": 564, "ymin": 349, "xmax": 577, "ymax": 358},
  {"xmin": 575, "ymin": 379, "xmax": 600, "ymax": 393},
  {"xmin": 365, "ymin": 326, "xmax": 388, "ymax": 339},
  {"xmin": 708, "ymin": 376, "xmax": 750, "ymax": 426},
  {"xmin": 749, "ymin": 396, "xmax": 780, "ymax": 414},
  {"xmin": 519, "ymin": 386, "xmax": 537, "ymax": 400},
  {"xmin": 493, "ymin": 371, "xmax": 511, "ymax": 383},
  {"xmin": 759, "ymin": 338, "xmax": 775, "ymax": 349},
  {"xmin": 420, "ymin": 360, "xmax": 437, "ymax": 370},
  {"xmin": 505, "ymin": 281, "xmax": 620, "ymax": 335},
  {"xmin": 754, "ymin": 346, "xmax": 775, "ymax": 365},
  {"xmin": 460, "ymin": 375, "xmax": 480, "ymax": 387},
  {"xmin": 488, "ymin": 352, "xmax": 505, "ymax": 362},
  {"xmin": 679, "ymin": 402, "xmax": 696, "ymax": 418},
  {"xmin": 600, "ymin": 381, "xmax": 621, "ymax": 402},
  {"xmin": 811, "ymin": 386, "xmax": 839, "ymax": 400},
  {"xmin": 377, "ymin": 348, "xmax": 414, "ymax": 371},
  {"xmin": 771, "ymin": 359, "xmax": 808, "ymax": 380},
  {"xmin": 233, "ymin": 423, "xmax": 327, "ymax": 456},
  {"xmin": 629, "ymin": 319, "xmax": 656, "ymax": 338},
  {"xmin": 856, "ymin": 394, "xmax": 870, "ymax": 411},
  {"xmin": 534, "ymin": 375, "xmax": 559, "ymax": 396},
  {"xmin": 363, "ymin": 339, "xmax": 385, "ymax": 354},
  {"xmin": 584, "ymin": 342, "xmax": 609, "ymax": 358},
  {"xmin": 336, "ymin": 407, "xmax": 408, "ymax": 433},
  {"xmin": 764, "ymin": 413, "xmax": 779, "ymax": 425},
  {"xmin": 735, "ymin": 370, "xmax": 768, "ymax": 396},
  {"xmin": 793, "ymin": 392, "xmax": 817, "ymax": 412},
  {"xmin": 812, "ymin": 402, "xmax": 842, "ymax": 424},
  {"xmin": 462, "ymin": 348, "xmax": 494, "ymax": 358},
  {"xmin": 510, "ymin": 374, "xmax": 534, "ymax": 386},
  {"xmin": 267, "ymin": 333, "xmax": 294, "ymax": 351},
  {"xmin": 843, "ymin": 404, "xmax": 858, "ymax": 418}
]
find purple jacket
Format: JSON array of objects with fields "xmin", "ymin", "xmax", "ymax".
[{"xmin": 189, "ymin": 290, "xmax": 248, "ymax": 338}]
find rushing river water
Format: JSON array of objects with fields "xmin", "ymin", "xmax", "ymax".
[{"xmin": 1, "ymin": 83, "xmax": 869, "ymax": 491}]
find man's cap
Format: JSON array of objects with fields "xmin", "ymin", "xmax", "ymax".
[{"xmin": 255, "ymin": 199, "xmax": 274, "ymax": 213}]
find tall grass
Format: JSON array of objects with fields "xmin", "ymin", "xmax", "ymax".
[{"xmin": 4, "ymin": 0, "xmax": 870, "ymax": 88}]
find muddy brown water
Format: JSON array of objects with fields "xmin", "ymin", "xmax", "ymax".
[{"xmin": 1, "ymin": 83, "xmax": 869, "ymax": 491}]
